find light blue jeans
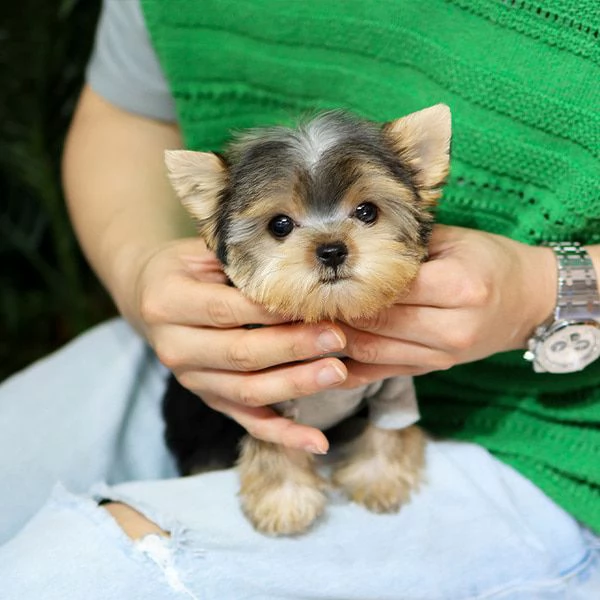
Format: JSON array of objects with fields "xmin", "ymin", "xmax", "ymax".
[{"xmin": 1, "ymin": 319, "xmax": 599, "ymax": 599}]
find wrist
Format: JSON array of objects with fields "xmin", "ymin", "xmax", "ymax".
[
  {"xmin": 518, "ymin": 243, "xmax": 557, "ymax": 348},
  {"xmin": 106, "ymin": 234, "xmax": 215, "ymax": 336},
  {"xmin": 117, "ymin": 252, "xmax": 154, "ymax": 328},
  {"xmin": 102, "ymin": 236, "xmax": 159, "ymax": 334},
  {"xmin": 94, "ymin": 211, "xmax": 174, "ymax": 330},
  {"xmin": 523, "ymin": 242, "xmax": 600, "ymax": 373}
]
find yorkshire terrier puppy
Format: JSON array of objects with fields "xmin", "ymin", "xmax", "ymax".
[{"xmin": 163, "ymin": 104, "xmax": 451, "ymax": 535}]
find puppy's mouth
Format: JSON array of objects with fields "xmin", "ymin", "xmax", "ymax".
[{"xmin": 319, "ymin": 273, "xmax": 351, "ymax": 285}]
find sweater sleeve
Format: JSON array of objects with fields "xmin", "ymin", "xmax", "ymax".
[{"xmin": 85, "ymin": 0, "xmax": 176, "ymax": 122}]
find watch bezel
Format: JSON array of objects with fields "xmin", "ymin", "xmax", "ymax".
[{"xmin": 531, "ymin": 319, "xmax": 600, "ymax": 374}]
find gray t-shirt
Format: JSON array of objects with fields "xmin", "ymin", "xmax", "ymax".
[{"xmin": 86, "ymin": 0, "xmax": 176, "ymax": 122}]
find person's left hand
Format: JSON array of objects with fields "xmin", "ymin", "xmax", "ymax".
[{"xmin": 338, "ymin": 225, "xmax": 557, "ymax": 386}]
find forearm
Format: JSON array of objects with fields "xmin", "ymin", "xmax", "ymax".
[{"xmin": 62, "ymin": 86, "xmax": 196, "ymax": 328}]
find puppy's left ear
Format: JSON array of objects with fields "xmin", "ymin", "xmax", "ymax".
[
  {"xmin": 164, "ymin": 150, "xmax": 228, "ymax": 250},
  {"xmin": 383, "ymin": 104, "xmax": 451, "ymax": 202}
]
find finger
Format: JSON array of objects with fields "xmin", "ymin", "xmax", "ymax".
[
  {"xmin": 179, "ymin": 253, "xmax": 227, "ymax": 281},
  {"xmin": 393, "ymin": 257, "xmax": 471, "ymax": 307},
  {"xmin": 427, "ymin": 223, "xmax": 464, "ymax": 253},
  {"xmin": 182, "ymin": 356, "xmax": 348, "ymax": 408},
  {"xmin": 143, "ymin": 278, "xmax": 289, "ymax": 328},
  {"xmin": 342, "ymin": 360, "xmax": 430, "ymax": 387},
  {"xmin": 338, "ymin": 323, "xmax": 454, "ymax": 369},
  {"xmin": 184, "ymin": 266, "xmax": 228, "ymax": 285},
  {"xmin": 203, "ymin": 395, "xmax": 329, "ymax": 453},
  {"xmin": 154, "ymin": 321, "xmax": 346, "ymax": 372},
  {"xmin": 341, "ymin": 306, "xmax": 464, "ymax": 352}
]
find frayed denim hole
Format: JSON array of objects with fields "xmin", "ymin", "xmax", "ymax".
[{"xmin": 90, "ymin": 482, "xmax": 207, "ymax": 560}]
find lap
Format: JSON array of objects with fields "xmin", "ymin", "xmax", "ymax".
[
  {"xmin": 2, "ymin": 319, "xmax": 599, "ymax": 597},
  {"xmin": 3, "ymin": 442, "xmax": 599, "ymax": 599}
]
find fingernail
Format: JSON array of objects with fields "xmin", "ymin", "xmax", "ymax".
[
  {"xmin": 317, "ymin": 329, "xmax": 345, "ymax": 353},
  {"xmin": 316, "ymin": 363, "xmax": 346, "ymax": 387},
  {"xmin": 305, "ymin": 444, "xmax": 328, "ymax": 455}
]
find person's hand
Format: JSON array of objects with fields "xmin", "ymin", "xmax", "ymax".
[
  {"xmin": 338, "ymin": 225, "xmax": 557, "ymax": 383},
  {"xmin": 132, "ymin": 237, "xmax": 348, "ymax": 454}
]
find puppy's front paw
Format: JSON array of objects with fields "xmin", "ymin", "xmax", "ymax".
[
  {"xmin": 238, "ymin": 437, "xmax": 327, "ymax": 535},
  {"xmin": 240, "ymin": 476, "xmax": 327, "ymax": 536},
  {"xmin": 333, "ymin": 424, "xmax": 426, "ymax": 513}
]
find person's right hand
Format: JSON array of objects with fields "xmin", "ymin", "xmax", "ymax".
[{"xmin": 133, "ymin": 238, "xmax": 349, "ymax": 454}]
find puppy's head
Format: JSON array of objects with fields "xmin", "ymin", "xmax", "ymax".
[{"xmin": 166, "ymin": 105, "xmax": 451, "ymax": 322}]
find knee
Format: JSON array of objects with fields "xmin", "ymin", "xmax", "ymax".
[{"xmin": 101, "ymin": 501, "xmax": 169, "ymax": 540}]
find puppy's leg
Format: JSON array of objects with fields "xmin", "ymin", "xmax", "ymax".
[
  {"xmin": 332, "ymin": 424, "xmax": 426, "ymax": 513},
  {"xmin": 238, "ymin": 436, "xmax": 328, "ymax": 535}
]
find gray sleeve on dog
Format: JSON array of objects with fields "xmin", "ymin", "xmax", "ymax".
[
  {"xmin": 367, "ymin": 376, "xmax": 420, "ymax": 430},
  {"xmin": 86, "ymin": 0, "xmax": 176, "ymax": 122}
]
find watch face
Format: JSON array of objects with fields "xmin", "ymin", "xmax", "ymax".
[{"xmin": 537, "ymin": 323, "xmax": 600, "ymax": 373}]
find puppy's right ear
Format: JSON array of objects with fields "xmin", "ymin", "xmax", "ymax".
[
  {"xmin": 383, "ymin": 104, "xmax": 451, "ymax": 206},
  {"xmin": 164, "ymin": 150, "xmax": 228, "ymax": 250}
]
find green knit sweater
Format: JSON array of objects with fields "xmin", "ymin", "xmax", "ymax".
[{"xmin": 141, "ymin": 0, "xmax": 600, "ymax": 530}]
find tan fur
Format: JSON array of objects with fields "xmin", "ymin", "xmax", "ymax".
[
  {"xmin": 343, "ymin": 165, "xmax": 417, "ymax": 212},
  {"xmin": 238, "ymin": 436, "xmax": 328, "ymax": 535},
  {"xmin": 383, "ymin": 104, "xmax": 451, "ymax": 205},
  {"xmin": 237, "ymin": 189, "xmax": 309, "ymax": 222},
  {"xmin": 332, "ymin": 425, "xmax": 426, "ymax": 512},
  {"xmin": 229, "ymin": 235, "xmax": 419, "ymax": 323},
  {"xmin": 343, "ymin": 167, "xmax": 429, "ymax": 245},
  {"xmin": 164, "ymin": 150, "xmax": 228, "ymax": 248}
]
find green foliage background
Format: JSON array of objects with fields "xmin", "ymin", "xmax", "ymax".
[{"xmin": 0, "ymin": 0, "xmax": 115, "ymax": 381}]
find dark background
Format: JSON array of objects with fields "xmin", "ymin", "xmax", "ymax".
[{"xmin": 0, "ymin": 0, "xmax": 115, "ymax": 381}]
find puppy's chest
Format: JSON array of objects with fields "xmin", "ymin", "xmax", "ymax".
[
  {"xmin": 275, "ymin": 384, "xmax": 378, "ymax": 430},
  {"xmin": 275, "ymin": 375, "xmax": 420, "ymax": 432}
]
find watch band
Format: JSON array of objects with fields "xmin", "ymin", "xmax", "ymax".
[{"xmin": 549, "ymin": 242, "xmax": 600, "ymax": 323}]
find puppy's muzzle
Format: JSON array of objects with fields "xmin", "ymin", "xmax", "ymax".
[{"xmin": 316, "ymin": 242, "xmax": 348, "ymax": 268}]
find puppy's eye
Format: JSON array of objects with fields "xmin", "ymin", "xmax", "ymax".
[
  {"xmin": 268, "ymin": 215, "xmax": 295, "ymax": 238},
  {"xmin": 353, "ymin": 202, "xmax": 378, "ymax": 224}
]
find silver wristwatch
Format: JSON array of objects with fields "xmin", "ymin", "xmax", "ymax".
[{"xmin": 524, "ymin": 242, "xmax": 600, "ymax": 373}]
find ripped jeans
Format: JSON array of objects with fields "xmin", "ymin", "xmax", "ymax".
[{"xmin": 1, "ymin": 319, "xmax": 599, "ymax": 600}]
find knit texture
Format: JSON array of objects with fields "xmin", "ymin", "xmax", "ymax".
[{"xmin": 141, "ymin": 0, "xmax": 600, "ymax": 530}]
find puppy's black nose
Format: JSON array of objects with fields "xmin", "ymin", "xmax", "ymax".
[{"xmin": 316, "ymin": 242, "xmax": 348, "ymax": 268}]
